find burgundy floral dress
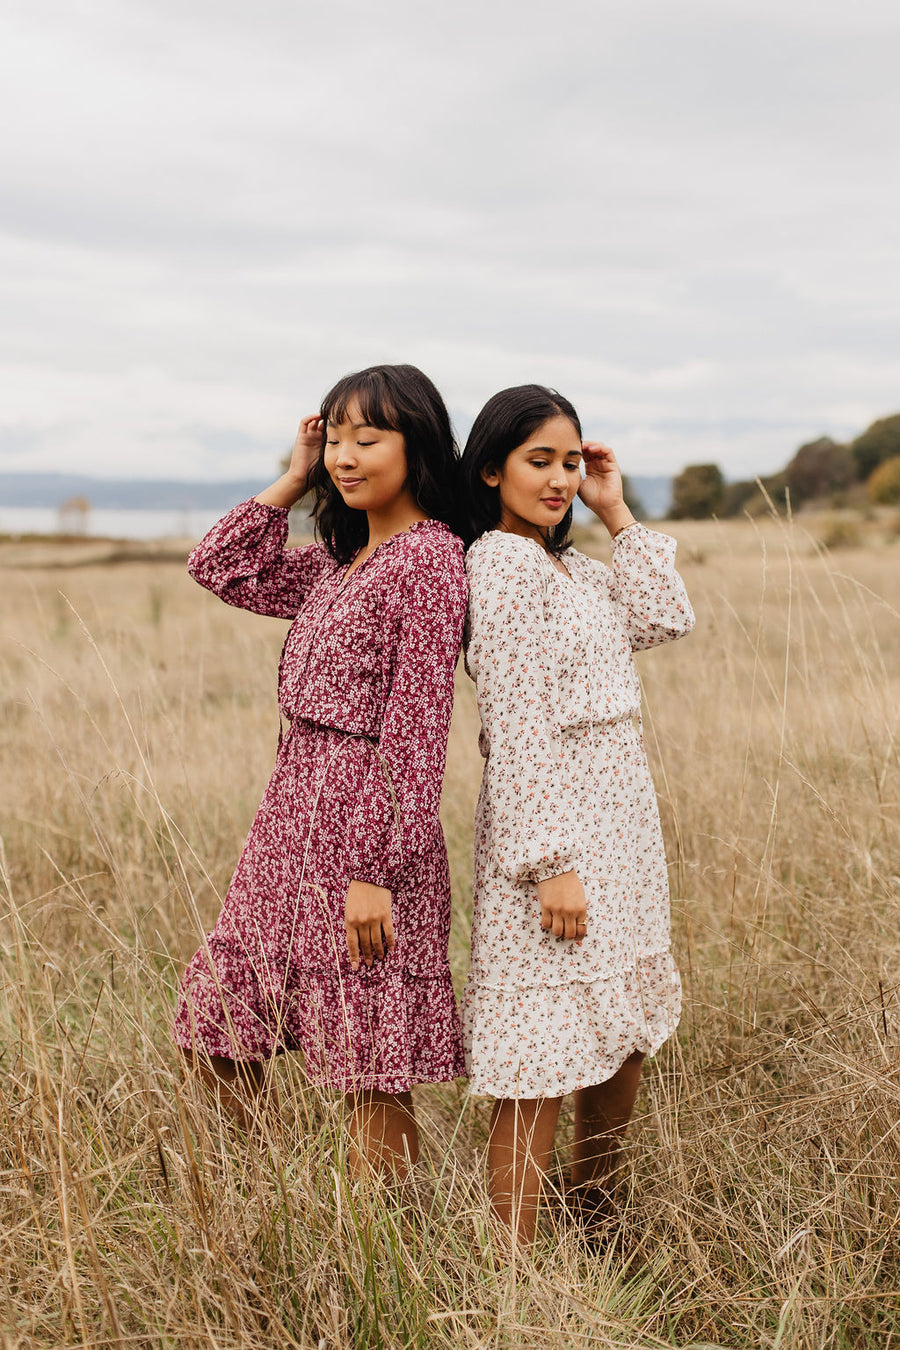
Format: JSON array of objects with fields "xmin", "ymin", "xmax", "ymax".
[{"xmin": 173, "ymin": 500, "xmax": 468, "ymax": 1094}]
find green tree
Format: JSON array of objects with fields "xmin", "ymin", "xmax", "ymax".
[
  {"xmin": 785, "ymin": 437, "xmax": 854, "ymax": 505},
  {"xmin": 868, "ymin": 455, "xmax": 900, "ymax": 505},
  {"xmin": 669, "ymin": 463, "xmax": 725, "ymax": 519},
  {"xmin": 851, "ymin": 414, "xmax": 900, "ymax": 481},
  {"xmin": 720, "ymin": 480, "xmax": 758, "ymax": 517},
  {"xmin": 719, "ymin": 471, "xmax": 791, "ymax": 518}
]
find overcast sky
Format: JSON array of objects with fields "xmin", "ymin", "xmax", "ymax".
[{"xmin": 2, "ymin": 0, "xmax": 898, "ymax": 483}]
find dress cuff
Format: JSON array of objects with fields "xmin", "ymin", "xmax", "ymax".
[
  {"xmin": 348, "ymin": 863, "xmax": 395, "ymax": 891},
  {"xmin": 521, "ymin": 852, "xmax": 580, "ymax": 884},
  {"xmin": 246, "ymin": 498, "xmax": 291, "ymax": 516}
]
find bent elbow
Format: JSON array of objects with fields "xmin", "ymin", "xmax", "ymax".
[{"xmin": 186, "ymin": 547, "xmax": 214, "ymax": 590}]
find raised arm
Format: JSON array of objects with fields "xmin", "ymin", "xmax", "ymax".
[
  {"xmin": 187, "ymin": 500, "xmax": 329, "ymax": 618},
  {"xmin": 187, "ymin": 414, "xmax": 331, "ymax": 618},
  {"xmin": 608, "ymin": 523, "xmax": 695, "ymax": 651},
  {"xmin": 578, "ymin": 438, "xmax": 694, "ymax": 651},
  {"xmin": 466, "ymin": 539, "xmax": 579, "ymax": 886}
]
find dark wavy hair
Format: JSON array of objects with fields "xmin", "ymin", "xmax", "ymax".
[
  {"xmin": 306, "ymin": 364, "xmax": 462, "ymax": 563},
  {"xmin": 461, "ymin": 384, "xmax": 582, "ymax": 555}
]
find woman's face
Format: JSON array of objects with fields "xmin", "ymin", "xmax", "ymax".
[
  {"xmin": 483, "ymin": 415, "xmax": 583, "ymax": 541},
  {"xmin": 324, "ymin": 399, "xmax": 409, "ymax": 514}
]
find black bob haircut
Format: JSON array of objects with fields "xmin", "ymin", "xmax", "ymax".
[
  {"xmin": 460, "ymin": 384, "xmax": 582, "ymax": 555},
  {"xmin": 305, "ymin": 364, "xmax": 462, "ymax": 563}
]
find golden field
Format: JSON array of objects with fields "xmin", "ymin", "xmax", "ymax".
[{"xmin": 1, "ymin": 511, "xmax": 898, "ymax": 1349}]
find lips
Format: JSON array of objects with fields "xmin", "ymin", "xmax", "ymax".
[
  {"xmin": 339, "ymin": 478, "xmax": 364, "ymax": 487},
  {"xmin": 541, "ymin": 497, "xmax": 565, "ymax": 508}
]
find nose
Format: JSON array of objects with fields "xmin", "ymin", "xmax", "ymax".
[{"xmin": 335, "ymin": 443, "xmax": 358, "ymax": 468}]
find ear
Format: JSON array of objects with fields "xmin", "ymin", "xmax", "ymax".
[{"xmin": 481, "ymin": 463, "xmax": 501, "ymax": 488}]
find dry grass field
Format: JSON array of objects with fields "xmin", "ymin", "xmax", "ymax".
[{"xmin": 1, "ymin": 511, "xmax": 899, "ymax": 1349}]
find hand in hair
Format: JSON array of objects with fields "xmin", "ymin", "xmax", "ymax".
[
  {"xmin": 288, "ymin": 415, "xmax": 325, "ymax": 488},
  {"xmin": 255, "ymin": 415, "xmax": 324, "ymax": 509},
  {"xmin": 579, "ymin": 441, "xmax": 634, "ymax": 537}
]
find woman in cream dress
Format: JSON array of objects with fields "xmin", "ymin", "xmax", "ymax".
[{"xmin": 460, "ymin": 384, "xmax": 694, "ymax": 1240}]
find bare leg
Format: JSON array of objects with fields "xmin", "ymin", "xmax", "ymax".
[
  {"xmin": 180, "ymin": 1048, "xmax": 265, "ymax": 1134},
  {"xmin": 570, "ymin": 1050, "xmax": 644, "ymax": 1216},
  {"xmin": 346, "ymin": 1090, "xmax": 419, "ymax": 1178},
  {"xmin": 488, "ymin": 1095, "xmax": 562, "ymax": 1244}
]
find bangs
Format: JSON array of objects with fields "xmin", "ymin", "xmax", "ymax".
[{"xmin": 320, "ymin": 371, "xmax": 400, "ymax": 432}]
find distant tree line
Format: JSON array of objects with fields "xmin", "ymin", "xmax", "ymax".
[{"xmin": 668, "ymin": 413, "xmax": 900, "ymax": 519}]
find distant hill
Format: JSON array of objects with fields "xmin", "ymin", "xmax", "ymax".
[
  {"xmin": 626, "ymin": 475, "xmax": 672, "ymax": 519},
  {"xmin": 1, "ymin": 470, "xmax": 674, "ymax": 518},
  {"xmin": 0, "ymin": 473, "xmax": 265, "ymax": 509},
  {"xmin": 573, "ymin": 475, "xmax": 672, "ymax": 522}
]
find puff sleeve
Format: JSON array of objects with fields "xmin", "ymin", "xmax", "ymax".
[
  {"xmin": 608, "ymin": 524, "xmax": 695, "ymax": 651},
  {"xmin": 187, "ymin": 499, "xmax": 331, "ymax": 619}
]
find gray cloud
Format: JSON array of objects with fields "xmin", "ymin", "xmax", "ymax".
[{"xmin": 1, "ymin": 0, "xmax": 898, "ymax": 483}]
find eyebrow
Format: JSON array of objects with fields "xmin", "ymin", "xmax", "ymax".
[
  {"xmin": 326, "ymin": 420, "xmax": 377, "ymax": 431},
  {"xmin": 526, "ymin": 445, "xmax": 582, "ymax": 456}
]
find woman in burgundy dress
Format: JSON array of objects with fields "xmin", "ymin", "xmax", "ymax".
[{"xmin": 174, "ymin": 364, "xmax": 467, "ymax": 1173}]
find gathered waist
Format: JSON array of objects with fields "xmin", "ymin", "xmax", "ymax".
[
  {"xmin": 281, "ymin": 712, "xmax": 379, "ymax": 742},
  {"xmin": 479, "ymin": 707, "xmax": 641, "ymax": 761},
  {"xmin": 558, "ymin": 708, "xmax": 641, "ymax": 739}
]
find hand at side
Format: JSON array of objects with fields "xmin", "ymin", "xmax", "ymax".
[
  {"xmin": 538, "ymin": 870, "xmax": 588, "ymax": 941},
  {"xmin": 345, "ymin": 880, "xmax": 396, "ymax": 971}
]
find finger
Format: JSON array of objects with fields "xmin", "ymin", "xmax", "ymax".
[
  {"xmin": 383, "ymin": 914, "xmax": 396, "ymax": 953},
  {"xmin": 552, "ymin": 914, "xmax": 565, "ymax": 938},
  {"xmin": 358, "ymin": 926, "xmax": 374, "ymax": 968},
  {"xmin": 370, "ymin": 922, "xmax": 384, "ymax": 962},
  {"xmin": 345, "ymin": 924, "xmax": 360, "ymax": 973},
  {"xmin": 563, "ymin": 914, "xmax": 577, "ymax": 941},
  {"xmin": 540, "ymin": 906, "xmax": 553, "ymax": 932}
]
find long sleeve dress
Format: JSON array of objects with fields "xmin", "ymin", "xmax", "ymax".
[
  {"xmin": 461, "ymin": 524, "xmax": 695, "ymax": 1098},
  {"xmin": 173, "ymin": 500, "xmax": 468, "ymax": 1094}
]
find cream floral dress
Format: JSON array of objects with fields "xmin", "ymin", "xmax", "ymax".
[{"xmin": 461, "ymin": 524, "xmax": 695, "ymax": 1097}]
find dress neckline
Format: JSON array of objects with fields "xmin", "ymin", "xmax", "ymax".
[
  {"xmin": 485, "ymin": 529, "xmax": 577, "ymax": 579},
  {"xmin": 340, "ymin": 517, "xmax": 443, "ymax": 586}
]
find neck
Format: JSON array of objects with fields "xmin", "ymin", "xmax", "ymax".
[
  {"xmin": 365, "ymin": 493, "xmax": 428, "ymax": 549},
  {"xmin": 498, "ymin": 512, "xmax": 551, "ymax": 549}
]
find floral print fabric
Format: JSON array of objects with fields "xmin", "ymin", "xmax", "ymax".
[
  {"xmin": 461, "ymin": 524, "xmax": 695, "ymax": 1097},
  {"xmin": 173, "ymin": 500, "xmax": 468, "ymax": 1093}
]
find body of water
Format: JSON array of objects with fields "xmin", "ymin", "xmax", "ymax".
[{"xmin": 0, "ymin": 506, "xmax": 234, "ymax": 540}]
